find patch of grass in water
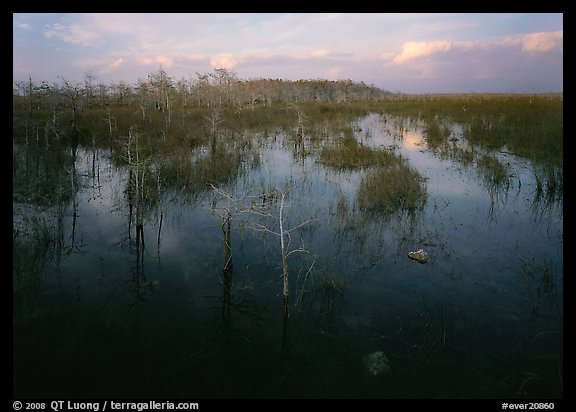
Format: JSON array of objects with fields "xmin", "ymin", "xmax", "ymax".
[
  {"xmin": 476, "ymin": 154, "xmax": 512, "ymax": 193},
  {"xmin": 425, "ymin": 119, "xmax": 452, "ymax": 149},
  {"xmin": 357, "ymin": 159, "xmax": 427, "ymax": 215},
  {"xmin": 319, "ymin": 138, "xmax": 396, "ymax": 170}
]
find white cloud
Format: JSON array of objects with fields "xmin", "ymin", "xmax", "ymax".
[
  {"xmin": 14, "ymin": 22, "xmax": 32, "ymax": 30},
  {"xmin": 43, "ymin": 23, "xmax": 100, "ymax": 47}
]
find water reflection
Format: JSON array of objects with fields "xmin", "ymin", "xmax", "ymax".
[
  {"xmin": 403, "ymin": 130, "xmax": 426, "ymax": 151},
  {"xmin": 221, "ymin": 210, "xmax": 233, "ymax": 327},
  {"xmin": 13, "ymin": 111, "xmax": 562, "ymax": 398}
]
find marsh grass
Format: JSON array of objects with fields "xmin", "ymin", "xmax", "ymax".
[
  {"xmin": 533, "ymin": 164, "xmax": 563, "ymax": 206},
  {"xmin": 358, "ymin": 160, "xmax": 428, "ymax": 215},
  {"xmin": 13, "ymin": 213, "xmax": 62, "ymax": 301},
  {"xmin": 477, "ymin": 154, "xmax": 512, "ymax": 190},
  {"xmin": 451, "ymin": 146, "xmax": 476, "ymax": 167},
  {"xmin": 307, "ymin": 268, "xmax": 347, "ymax": 318},
  {"xmin": 377, "ymin": 95, "xmax": 562, "ymax": 195},
  {"xmin": 157, "ymin": 146, "xmax": 243, "ymax": 200},
  {"xmin": 540, "ymin": 262, "xmax": 555, "ymax": 295},
  {"xmin": 14, "ymin": 95, "xmax": 562, "ymax": 205},
  {"xmin": 319, "ymin": 139, "xmax": 396, "ymax": 170},
  {"xmin": 425, "ymin": 119, "xmax": 452, "ymax": 149},
  {"xmin": 410, "ymin": 292, "xmax": 450, "ymax": 366},
  {"xmin": 13, "ymin": 143, "xmax": 78, "ymax": 206},
  {"xmin": 511, "ymin": 260, "xmax": 563, "ymax": 398}
]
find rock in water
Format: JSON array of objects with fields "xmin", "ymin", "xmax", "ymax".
[
  {"xmin": 362, "ymin": 351, "xmax": 391, "ymax": 383},
  {"xmin": 408, "ymin": 248, "xmax": 428, "ymax": 264}
]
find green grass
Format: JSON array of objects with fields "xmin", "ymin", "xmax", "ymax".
[
  {"xmin": 477, "ymin": 154, "xmax": 512, "ymax": 190},
  {"xmin": 319, "ymin": 139, "xmax": 396, "ymax": 170},
  {"xmin": 13, "ymin": 95, "xmax": 561, "ymax": 211},
  {"xmin": 357, "ymin": 160, "xmax": 427, "ymax": 215},
  {"xmin": 376, "ymin": 94, "xmax": 563, "ymax": 169},
  {"xmin": 13, "ymin": 213, "xmax": 63, "ymax": 299}
]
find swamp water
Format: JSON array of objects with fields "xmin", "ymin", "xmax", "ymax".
[{"xmin": 13, "ymin": 113, "xmax": 563, "ymax": 398}]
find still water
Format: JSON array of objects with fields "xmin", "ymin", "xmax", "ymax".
[{"xmin": 13, "ymin": 113, "xmax": 563, "ymax": 398}]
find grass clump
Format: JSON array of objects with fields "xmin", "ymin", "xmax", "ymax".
[
  {"xmin": 358, "ymin": 158, "xmax": 427, "ymax": 214},
  {"xmin": 319, "ymin": 138, "xmax": 395, "ymax": 170},
  {"xmin": 476, "ymin": 154, "xmax": 512, "ymax": 190}
]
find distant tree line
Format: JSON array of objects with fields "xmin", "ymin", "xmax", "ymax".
[{"xmin": 13, "ymin": 68, "xmax": 393, "ymax": 115}]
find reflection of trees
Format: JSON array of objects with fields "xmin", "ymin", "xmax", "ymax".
[
  {"xmin": 211, "ymin": 186, "xmax": 267, "ymax": 328},
  {"xmin": 65, "ymin": 133, "xmax": 82, "ymax": 255},
  {"xmin": 112, "ymin": 127, "xmax": 160, "ymax": 312},
  {"xmin": 157, "ymin": 146, "xmax": 242, "ymax": 201},
  {"xmin": 13, "ymin": 139, "xmax": 81, "ymax": 318},
  {"xmin": 212, "ymin": 185, "xmax": 315, "ymax": 362},
  {"xmin": 290, "ymin": 108, "xmax": 306, "ymax": 165},
  {"xmin": 128, "ymin": 217, "xmax": 154, "ymax": 310},
  {"xmin": 221, "ymin": 210, "xmax": 233, "ymax": 326}
]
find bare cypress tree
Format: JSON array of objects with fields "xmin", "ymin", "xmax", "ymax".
[
  {"xmin": 247, "ymin": 186, "xmax": 314, "ymax": 318},
  {"xmin": 58, "ymin": 76, "xmax": 81, "ymax": 135}
]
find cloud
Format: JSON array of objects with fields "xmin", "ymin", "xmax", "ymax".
[
  {"xmin": 310, "ymin": 49, "xmax": 331, "ymax": 57},
  {"xmin": 521, "ymin": 31, "xmax": 563, "ymax": 52},
  {"xmin": 390, "ymin": 31, "xmax": 563, "ymax": 65},
  {"xmin": 43, "ymin": 23, "xmax": 100, "ymax": 47},
  {"xmin": 109, "ymin": 58, "xmax": 125, "ymax": 70},
  {"xmin": 138, "ymin": 55, "xmax": 174, "ymax": 68},
  {"xmin": 326, "ymin": 67, "xmax": 342, "ymax": 79},
  {"xmin": 179, "ymin": 54, "xmax": 205, "ymax": 62},
  {"xmin": 96, "ymin": 58, "xmax": 126, "ymax": 75},
  {"xmin": 309, "ymin": 49, "xmax": 353, "ymax": 58},
  {"xmin": 210, "ymin": 54, "xmax": 246, "ymax": 70},
  {"xmin": 391, "ymin": 40, "xmax": 453, "ymax": 64},
  {"xmin": 14, "ymin": 22, "xmax": 32, "ymax": 30}
]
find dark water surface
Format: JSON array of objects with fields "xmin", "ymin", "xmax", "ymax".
[{"xmin": 13, "ymin": 113, "xmax": 563, "ymax": 398}]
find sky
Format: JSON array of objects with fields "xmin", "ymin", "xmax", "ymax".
[{"xmin": 13, "ymin": 13, "xmax": 563, "ymax": 94}]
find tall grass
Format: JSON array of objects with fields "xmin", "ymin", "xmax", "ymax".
[
  {"xmin": 358, "ymin": 160, "xmax": 427, "ymax": 215},
  {"xmin": 476, "ymin": 154, "xmax": 512, "ymax": 190},
  {"xmin": 377, "ymin": 94, "xmax": 562, "ymax": 168},
  {"xmin": 317, "ymin": 130, "xmax": 428, "ymax": 216},
  {"xmin": 13, "ymin": 213, "xmax": 63, "ymax": 302},
  {"xmin": 13, "ymin": 95, "xmax": 560, "ymax": 212},
  {"xmin": 319, "ymin": 138, "xmax": 396, "ymax": 169}
]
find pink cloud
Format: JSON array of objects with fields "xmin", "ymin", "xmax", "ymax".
[
  {"xmin": 109, "ymin": 58, "xmax": 125, "ymax": 70},
  {"xmin": 521, "ymin": 31, "xmax": 563, "ymax": 52},
  {"xmin": 210, "ymin": 54, "xmax": 245, "ymax": 70},
  {"xmin": 392, "ymin": 40, "xmax": 453, "ymax": 64},
  {"xmin": 138, "ymin": 55, "xmax": 174, "ymax": 68},
  {"xmin": 179, "ymin": 54, "xmax": 206, "ymax": 62},
  {"xmin": 326, "ymin": 67, "xmax": 342, "ymax": 79},
  {"xmin": 390, "ymin": 31, "xmax": 563, "ymax": 66},
  {"xmin": 310, "ymin": 49, "xmax": 331, "ymax": 57}
]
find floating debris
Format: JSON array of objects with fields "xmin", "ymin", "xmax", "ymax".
[{"xmin": 408, "ymin": 249, "xmax": 429, "ymax": 264}]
